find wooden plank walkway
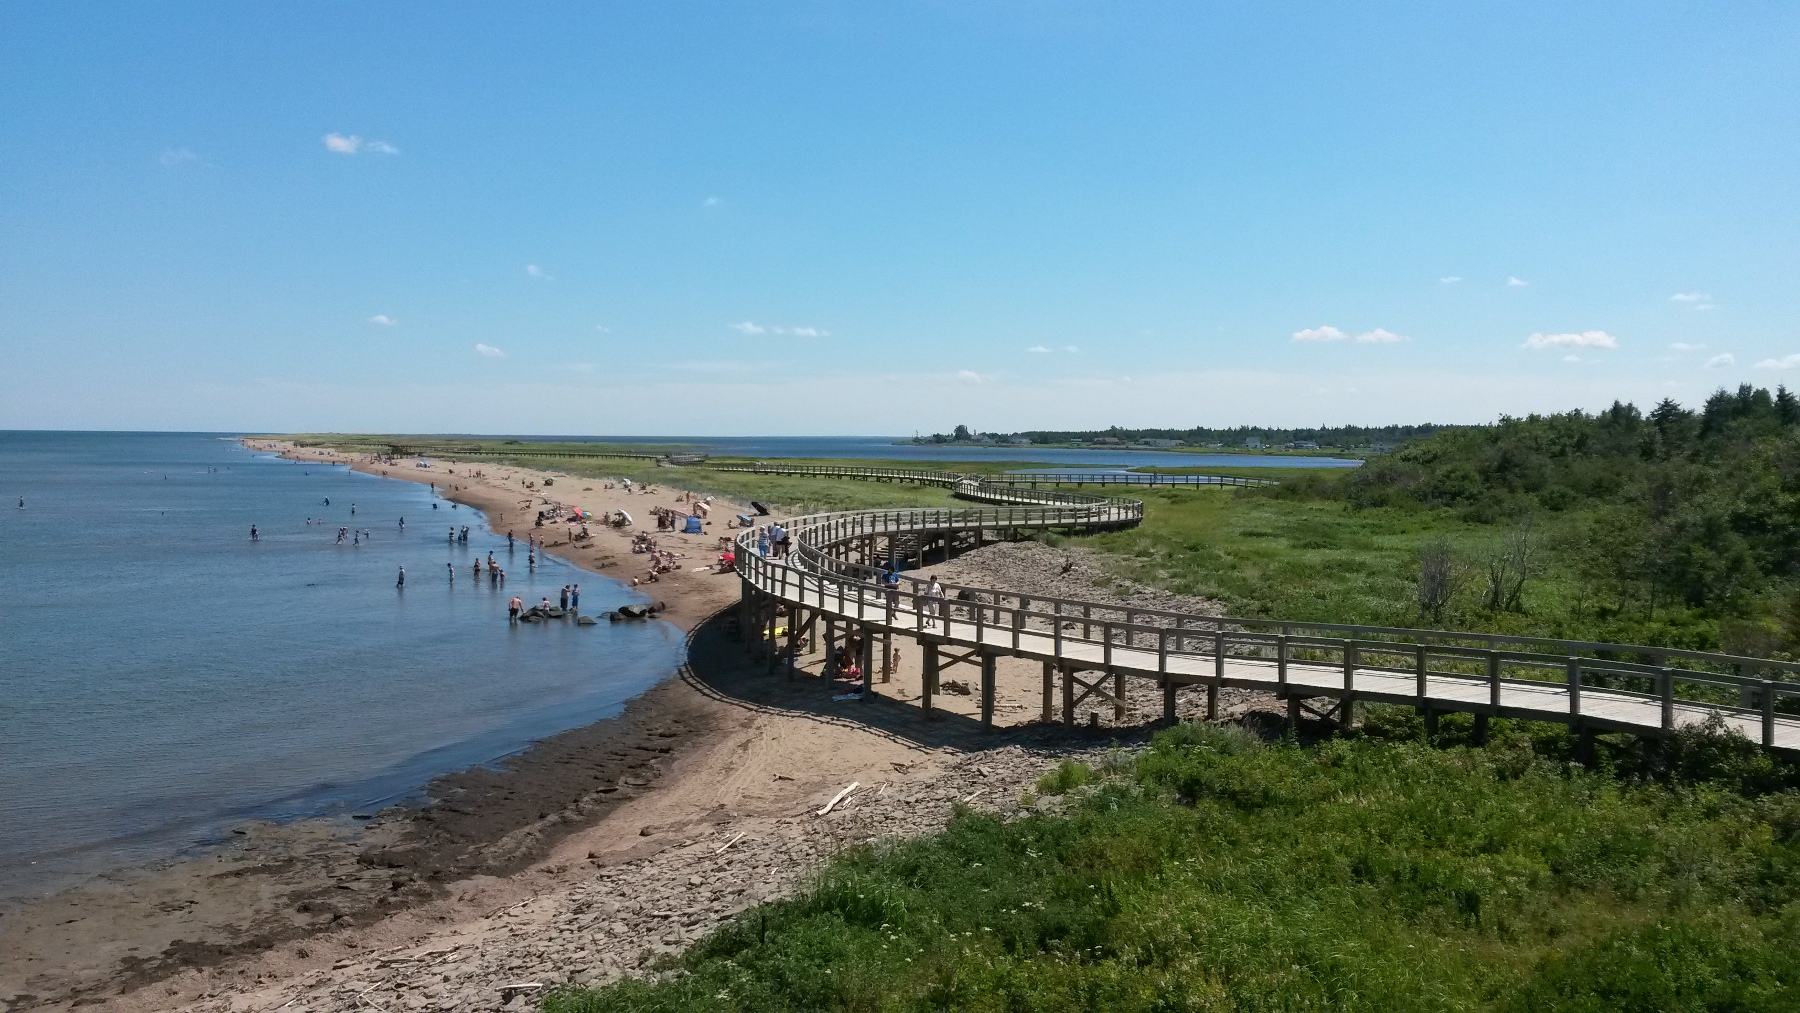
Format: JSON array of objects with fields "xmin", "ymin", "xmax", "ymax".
[
  {"xmin": 734, "ymin": 484, "xmax": 1800, "ymax": 752},
  {"xmin": 703, "ymin": 461, "xmax": 1272, "ymax": 488}
]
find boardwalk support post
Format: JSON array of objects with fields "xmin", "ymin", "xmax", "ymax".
[
  {"xmin": 981, "ymin": 653, "xmax": 997, "ymax": 732},
  {"xmin": 922, "ymin": 643, "xmax": 938, "ymax": 716}
]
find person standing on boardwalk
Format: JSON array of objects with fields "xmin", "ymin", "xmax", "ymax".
[{"xmin": 923, "ymin": 576, "xmax": 944, "ymax": 627}]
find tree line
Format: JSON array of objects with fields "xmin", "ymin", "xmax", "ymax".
[{"xmin": 1318, "ymin": 385, "xmax": 1800, "ymax": 655}]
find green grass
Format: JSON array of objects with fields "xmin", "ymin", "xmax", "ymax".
[
  {"xmin": 1062, "ymin": 486, "xmax": 1721, "ymax": 647},
  {"xmin": 542, "ymin": 721, "xmax": 1800, "ymax": 1012}
]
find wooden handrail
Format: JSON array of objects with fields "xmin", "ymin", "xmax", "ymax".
[{"xmin": 732, "ymin": 477, "xmax": 1800, "ymax": 751}]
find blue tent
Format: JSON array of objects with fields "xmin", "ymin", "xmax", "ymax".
[{"xmin": 684, "ymin": 514, "xmax": 703, "ymax": 534}]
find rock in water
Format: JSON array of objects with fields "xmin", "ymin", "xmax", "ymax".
[{"xmin": 577, "ymin": 615, "xmax": 597, "ymax": 625}]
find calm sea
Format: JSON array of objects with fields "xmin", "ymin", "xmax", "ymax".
[{"xmin": 0, "ymin": 432, "xmax": 681, "ymax": 903}]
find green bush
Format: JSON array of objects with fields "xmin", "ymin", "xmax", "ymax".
[
  {"xmin": 1034, "ymin": 759, "xmax": 1091, "ymax": 795},
  {"xmin": 542, "ymin": 727, "xmax": 1800, "ymax": 1012}
]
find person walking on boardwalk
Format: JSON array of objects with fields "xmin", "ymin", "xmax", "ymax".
[
  {"xmin": 396, "ymin": 565, "xmax": 405, "ymax": 587},
  {"xmin": 923, "ymin": 576, "xmax": 944, "ymax": 628}
]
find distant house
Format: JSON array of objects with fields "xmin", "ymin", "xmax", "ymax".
[
  {"xmin": 1005, "ymin": 437, "xmax": 1032, "ymax": 445},
  {"xmin": 1291, "ymin": 441, "xmax": 1319, "ymax": 450},
  {"xmin": 1138, "ymin": 439, "xmax": 1184, "ymax": 448},
  {"xmin": 1092, "ymin": 436, "xmax": 1124, "ymax": 446},
  {"xmin": 1245, "ymin": 437, "xmax": 1263, "ymax": 449}
]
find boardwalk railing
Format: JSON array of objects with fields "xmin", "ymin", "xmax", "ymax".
[
  {"xmin": 733, "ymin": 482, "xmax": 1800, "ymax": 751},
  {"xmin": 703, "ymin": 461, "xmax": 1273, "ymax": 488}
]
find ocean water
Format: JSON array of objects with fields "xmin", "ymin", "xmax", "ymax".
[{"xmin": 0, "ymin": 432, "xmax": 682, "ymax": 902}]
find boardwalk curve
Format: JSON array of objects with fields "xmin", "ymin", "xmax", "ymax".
[{"xmin": 732, "ymin": 478, "xmax": 1800, "ymax": 752}]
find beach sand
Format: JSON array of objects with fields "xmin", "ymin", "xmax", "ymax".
[{"xmin": 0, "ymin": 443, "xmax": 1238, "ymax": 1013}]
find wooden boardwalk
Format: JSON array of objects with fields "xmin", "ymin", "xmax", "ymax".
[
  {"xmin": 734, "ymin": 485, "xmax": 1800, "ymax": 752},
  {"xmin": 703, "ymin": 461, "xmax": 1272, "ymax": 488}
]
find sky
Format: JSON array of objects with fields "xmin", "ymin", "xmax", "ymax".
[{"xmin": 2, "ymin": 2, "xmax": 1797, "ymax": 435}]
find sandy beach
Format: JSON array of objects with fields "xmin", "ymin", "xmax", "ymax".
[{"xmin": 0, "ymin": 443, "xmax": 1243, "ymax": 1013}]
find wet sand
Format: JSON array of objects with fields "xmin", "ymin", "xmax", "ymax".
[{"xmin": 0, "ymin": 442, "xmax": 745, "ymax": 1011}]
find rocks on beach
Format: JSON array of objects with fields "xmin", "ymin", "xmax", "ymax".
[{"xmin": 200, "ymin": 747, "xmax": 1108, "ymax": 1013}]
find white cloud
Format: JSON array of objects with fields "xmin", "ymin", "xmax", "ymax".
[
  {"xmin": 1562, "ymin": 355, "xmax": 1582, "ymax": 363},
  {"xmin": 1507, "ymin": 276, "xmax": 1530, "ymax": 287},
  {"xmin": 1523, "ymin": 330, "xmax": 1619, "ymax": 350},
  {"xmin": 729, "ymin": 321, "xmax": 827, "ymax": 337},
  {"xmin": 367, "ymin": 314, "xmax": 398, "ymax": 326},
  {"xmin": 525, "ymin": 264, "xmax": 550, "ymax": 279},
  {"xmin": 1292, "ymin": 325, "xmax": 1348, "ymax": 343},
  {"xmin": 1439, "ymin": 276, "xmax": 1463, "ymax": 284},
  {"xmin": 1065, "ymin": 345, "xmax": 1079, "ymax": 354},
  {"xmin": 1027, "ymin": 345, "xmax": 1051, "ymax": 354},
  {"xmin": 1671, "ymin": 292, "xmax": 1710, "ymax": 303},
  {"xmin": 158, "ymin": 147, "xmax": 198, "ymax": 167},
  {"xmin": 1670, "ymin": 342, "xmax": 1706, "ymax": 351},
  {"xmin": 474, "ymin": 343, "xmax": 505, "ymax": 358},
  {"xmin": 703, "ymin": 196, "xmax": 722, "ymax": 207},
  {"xmin": 1706, "ymin": 353, "xmax": 1735, "ymax": 368},
  {"xmin": 595, "ymin": 324, "xmax": 611, "ymax": 333},
  {"xmin": 1755, "ymin": 354, "xmax": 1800, "ymax": 370},
  {"xmin": 1293, "ymin": 325, "xmax": 1406, "ymax": 344},
  {"xmin": 323, "ymin": 133, "xmax": 399, "ymax": 155},
  {"xmin": 956, "ymin": 370, "xmax": 984, "ymax": 385}
]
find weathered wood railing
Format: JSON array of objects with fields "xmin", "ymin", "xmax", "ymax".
[
  {"xmin": 703, "ymin": 461, "xmax": 1273, "ymax": 489},
  {"xmin": 734, "ymin": 483, "xmax": 1800, "ymax": 751}
]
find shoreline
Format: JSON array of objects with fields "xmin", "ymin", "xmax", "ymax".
[
  {"xmin": 1, "ymin": 440, "xmax": 1212, "ymax": 1013},
  {"xmin": 0, "ymin": 441, "xmax": 746, "ymax": 1011}
]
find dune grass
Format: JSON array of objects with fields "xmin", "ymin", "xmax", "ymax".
[{"xmin": 543, "ymin": 720, "xmax": 1800, "ymax": 1012}]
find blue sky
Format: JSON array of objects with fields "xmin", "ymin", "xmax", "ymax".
[{"xmin": 2, "ymin": 2, "xmax": 1796, "ymax": 434}]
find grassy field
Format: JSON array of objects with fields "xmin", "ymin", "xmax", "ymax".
[
  {"xmin": 1070, "ymin": 487, "xmax": 1582, "ymax": 634},
  {"xmin": 544, "ymin": 720, "xmax": 1800, "ymax": 1012}
]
